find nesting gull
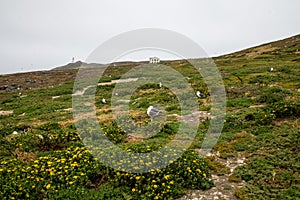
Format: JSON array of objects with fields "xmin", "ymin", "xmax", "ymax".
[
  {"xmin": 196, "ymin": 91, "xmax": 206, "ymax": 98},
  {"xmin": 147, "ymin": 106, "xmax": 160, "ymax": 121},
  {"xmin": 102, "ymin": 98, "xmax": 107, "ymax": 104},
  {"xmin": 12, "ymin": 131, "xmax": 19, "ymax": 135},
  {"xmin": 159, "ymin": 82, "xmax": 162, "ymax": 88},
  {"xmin": 269, "ymin": 67, "xmax": 274, "ymax": 72}
]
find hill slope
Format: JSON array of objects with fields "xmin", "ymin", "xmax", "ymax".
[
  {"xmin": 52, "ymin": 60, "xmax": 142, "ymax": 70},
  {"xmin": 52, "ymin": 61, "xmax": 105, "ymax": 70},
  {"xmin": 218, "ymin": 34, "xmax": 300, "ymax": 60},
  {"xmin": 0, "ymin": 34, "xmax": 299, "ymax": 199}
]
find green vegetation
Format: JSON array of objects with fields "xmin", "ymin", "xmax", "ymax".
[{"xmin": 0, "ymin": 34, "xmax": 299, "ymax": 199}]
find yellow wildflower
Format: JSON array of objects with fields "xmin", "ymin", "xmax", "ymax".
[{"xmin": 71, "ymin": 162, "xmax": 78, "ymax": 167}]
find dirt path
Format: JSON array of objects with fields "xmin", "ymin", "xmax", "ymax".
[
  {"xmin": 178, "ymin": 151, "xmax": 247, "ymax": 200},
  {"xmin": 73, "ymin": 78, "xmax": 139, "ymax": 96},
  {"xmin": 98, "ymin": 77, "xmax": 139, "ymax": 86},
  {"xmin": 0, "ymin": 110, "xmax": 13, "ymax": 115},
  {"xmin": 171, "ymin": 111, "xmax": 211, "ymax": 125}
]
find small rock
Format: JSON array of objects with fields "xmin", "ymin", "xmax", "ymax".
[
  {"xmin": 212, "ymin": 174, "xmax": 218, "ymax": 180},
  {"xmin": 237, "ymin": 159, "xmax": 244, "ymax": 164},
  {"xmin": 37, "ymin": 134, "xmax": 44, "ymax": 140},
  {"xmin": 52, "ymin": 96, "xmax": 60, "ymax": 99},
  {"xmin": 0, "ymin": 85, "xmax": 8, "ymax": 90},
  {"xmin": 63, "ymin": 108, "xmax": 73, "ymax": 112},
  {"xmin": 207, "ymin": 152, "xmax": 212, "ymax": 157}
]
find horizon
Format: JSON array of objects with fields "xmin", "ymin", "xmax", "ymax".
[
  {"xmin": 1, "ymin": 33, "xmax": 299, "ymax": 75},
  {"xmin": 1, "ymin": 0, "xmax": 299, "ymax": 75}
]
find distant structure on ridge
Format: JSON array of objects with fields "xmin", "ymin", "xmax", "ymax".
[{"xmin": 149, "ymin": 57, "xmax": 160, "ymax": 64}]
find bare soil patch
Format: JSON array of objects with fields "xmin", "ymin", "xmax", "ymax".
[
  {"xmin": 0, "ymin": 110, "xmax": 13, "ymax": 115},
  {"xmin": 179, "ymin": 151, "xmax": 247, "ymax": 200}
]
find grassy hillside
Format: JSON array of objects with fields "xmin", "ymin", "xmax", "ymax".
[
  {"xmin": 0, "ymin": 34, "xmax": 299, "ymax": 199},
  {"xmin": 52, "ymin": 61, "xmax": 139, "ymax": 71}
]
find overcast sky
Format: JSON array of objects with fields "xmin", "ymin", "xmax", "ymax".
[{"xmin": 0, "ymin": 0, "xmax": 299, "ymax": 74}]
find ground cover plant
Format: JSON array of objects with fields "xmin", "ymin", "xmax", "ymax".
[{"xmin": 0, "ymin": 34, "xmax": 299, "ymax": 199}]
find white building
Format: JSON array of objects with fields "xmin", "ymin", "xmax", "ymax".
[{"xmin": 149, "ymin": 57, "xmax": 160, "ymax": 64}]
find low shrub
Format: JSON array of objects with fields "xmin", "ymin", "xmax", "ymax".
[
  {"xmin": 106, "ymin": 149, "xmax": 213, "ymax": 199},
  {"xmin": 0, "ymin": 146, "xmax": 102, "ymax": 199},
  {"xmin": 265, "ymin": 100, "xmax": 300, "ymax": 118},
  {"xmin": 248, "ymin": 74, "xmax": 282, "ymax": 85},
  {"xmin": 48, "ymin": 184, "xmax": 131, "ymax": 200},
  {"xmin": 101, "ymin": 122, "xmax": 126, "ymax": 144},
  {"xmin": 256, "ymin": 87, "xmax": 290, "ymax": 104},
  {"xmin": 0, "ymin": 136, "xmax": 213, "ymax": 200}
]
